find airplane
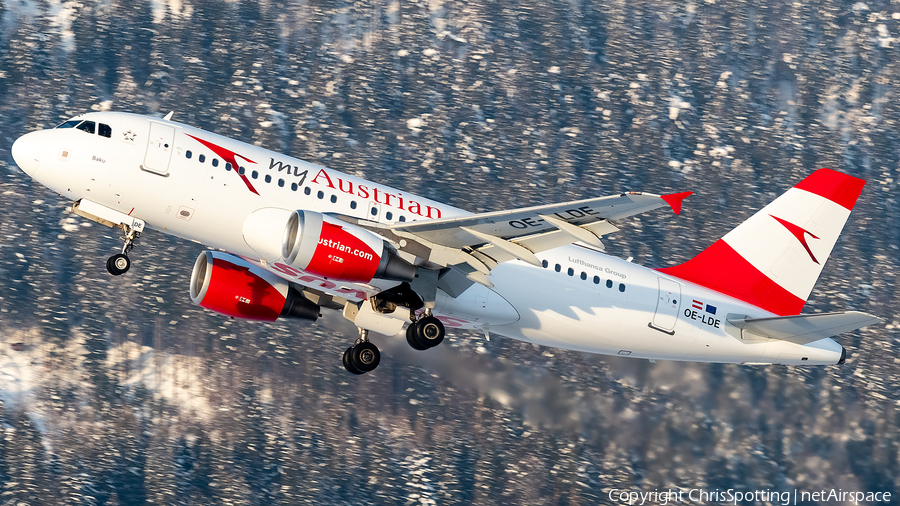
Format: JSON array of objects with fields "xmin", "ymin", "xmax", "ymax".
[{"xmin": 10, "ymin": 111, "xmax": 882, "ymax": 374}]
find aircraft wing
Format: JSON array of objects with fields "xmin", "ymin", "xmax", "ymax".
[{"xmin": 381, "ymin": 191, "xmax": 691, "ymax": 286}]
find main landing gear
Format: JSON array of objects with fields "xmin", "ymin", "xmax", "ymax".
[
  {"xmin": 106, "ymin": 225, "xmax": 141, "ymax": 276},
  {"xmin": 338, "ymin": 279, "xmax": 447, "ymax": 374},
  {"xmin": 342, "ymin": 328, "xmax": 381, "ymax": 375},
  {"xmin": 406, "ymin": 314, "xmax": 445, "ymax": 351}
]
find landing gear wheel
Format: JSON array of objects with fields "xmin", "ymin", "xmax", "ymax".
[
  {"xmin": 342, "ymin": 346, "xmax": 364, "ymax": 375},
  {"xmin": 415, "ymin": 316, "xmax": 445, "ymax": 349},
  {"xmin": 108, "ymin": 224, "xmax": 141, "ymax": 277},
  {"xmin": 407, "ymin": 323, "xmax": 429, "ymax": 351},
  {"xmin": 351, "ymin": 342, "xmax": 381, "ymax": 373},
  {"xmin": 106, "ymin": 254, "xmax": 131, "ymax": 276}
]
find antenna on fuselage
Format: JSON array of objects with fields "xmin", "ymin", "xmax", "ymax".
[{"xmin": 163, "ymin": 111, "xmax": 174, "ymax": 121}]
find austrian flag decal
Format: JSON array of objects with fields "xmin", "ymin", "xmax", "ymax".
[{"xmin": 691, "ymin": 299, "xmax": 717, "ymax": 315}]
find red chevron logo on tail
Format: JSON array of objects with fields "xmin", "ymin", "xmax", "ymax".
[{"xmin": 770, "ymin": 215, "xmax": 820, "ymax": 264}]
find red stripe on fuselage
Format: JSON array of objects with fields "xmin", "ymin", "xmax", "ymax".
[
  {"xmin": 793, "ymin": 168, "xmax": 866, "ymax": 211},
  {"xmin": 658, "ymin": 240, "xmax": 805, "ymax": 316},
  {"xmin": 186, "ymin": 134, "xmax": 259, "ymax": 195}
]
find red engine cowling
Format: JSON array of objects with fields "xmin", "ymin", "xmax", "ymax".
[
  {"xmin": 282, "ymin": 211, "xmax": 416, "ymax": 283},
  {"xmin": 189, "ymin": 251, "xmax": 320, "ymax": 321}
]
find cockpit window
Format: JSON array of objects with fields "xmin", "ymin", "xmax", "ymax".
[
  {"xmin": 56, "ymin": 120, "xmax": 81, "ymax": 129},
  {"xmin": 99, "ymin": 123, "xmax": 112, "ymax": 138},
  {"xmin": 76, "ymin": 121, "xmax": 96, "ymax": 134}
]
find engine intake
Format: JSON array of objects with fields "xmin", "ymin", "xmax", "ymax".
[
  {"xmin": 282, "ymin": 210, "xmax": 416, "ymax": 283},
  {"xmin": 190, "ymin": 251, "xmax": 319, "ymax": 321}
]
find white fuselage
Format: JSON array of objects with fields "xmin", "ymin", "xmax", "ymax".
[{"xmin": 13, "ymin": 112, "xmax": 844, "ymax": 365}]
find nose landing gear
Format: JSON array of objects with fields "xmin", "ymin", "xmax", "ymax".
[
  {"xmin": 342, "ymin": 329, "xmax": 382, "ymax": 375},
  {"xmin": 106, "ymin": 226, "xmax": 140, "ymax": 276}
]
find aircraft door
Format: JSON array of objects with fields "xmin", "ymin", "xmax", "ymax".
[
  {"xmin": 142, "ymin": 122, "xmax": 175, "ymax": 176},
  {"xmin": 651, "ymin": 277, "xmax": 681, "ymax": 334}
]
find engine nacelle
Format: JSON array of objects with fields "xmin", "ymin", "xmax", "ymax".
[
  {"xmin": 281, "ymin": 210, "xmax": 416, "ymax": 283},
  {"xmin": 190, "ymin": 251, "xmax": 320, "ymax": 322}
]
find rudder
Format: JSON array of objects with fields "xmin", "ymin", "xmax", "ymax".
[{"xmin": 659, "ymin": 169, "xmax": 866, "ymax": 316}]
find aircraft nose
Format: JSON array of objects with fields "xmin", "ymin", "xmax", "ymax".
[{"xmin": 11, "ymin": 132, "xmax": 41, "ymax": 176}]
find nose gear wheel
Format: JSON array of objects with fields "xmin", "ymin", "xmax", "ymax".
[
  {"xmin": 106, "ymin": 225, "xmax": 141, "ymax": 276},
  {"xmin": 106, "ymin": 253, "xmax": 131, "ymax": 275}
]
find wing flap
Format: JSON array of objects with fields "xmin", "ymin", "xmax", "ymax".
[{"xmin": 727, "ymin": 311, "xmax": 882, "ymax": 345}]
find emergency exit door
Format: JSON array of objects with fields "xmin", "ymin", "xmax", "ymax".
[
  {"xmin": 142, "ymin": 122, "xmax": 175, "ymax": 176},
  {"xmin": 650, "ymin": 277, "xmax": 681, "ymax": 334}
]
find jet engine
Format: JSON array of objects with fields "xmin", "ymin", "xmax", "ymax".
[
  {"xmin": 280, "ymin": 210, "xmax": 416, "ymax": 283},
  {"xmin": 189, "ymin": 251, "xmax": 320, "ymax": 321}
]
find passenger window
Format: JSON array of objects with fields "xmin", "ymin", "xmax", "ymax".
[
  {"xmin": 542, "ymin": 260, "xmax": 548, "ymax": 268},
  {"xmin": 330, "ymin": 195, "xmax": 337, "ymax": 203},
  {"xmin": 386, "ymin": 211, "xmax": 393, "ymax": 220},
  {"xmin": 212, "ymin": 159, "xmax": 219, "ymax": 167},
  {"xmin": 350, "ymin": 201, "xmax": 357, "ymax": 209},
  {"xmin": 238, "ymin": 167, "xmax": 245, "ymax": 175},
  {"xmin": 370, "ymin": 207, "xmax": 377, "ymax": 216},
  {"xmin": 554, "ymin": 264, "xmax": 561, "ymax": 272},
  {"xmin": 593, "ymin": 275, "xmax": 600, "ymax": 284},
  {"xmin": 265, "ymin": 175, "xmax": 272, "ymax": 183},
  {"xmin": 606, "ymin": 280, "xmax": 613, "ymax": 288},
  {"xmin": 225, "ymin": 162, "xmax": 231, "ymax": 171},
  {"xmin": 186, "ymin": 150, "xmax": 193, "ymax": 159},
  {"xmin": 76, "ymin": 121, "xmax": 96, "ymax": 134},
  {"xmin": 567, "ymin": 268, "xmax": 574, "ymax": 276},
  {"xmin": 304, "ymin": 187, "xmax": 311, "ymax": 195},
  {"xmin": 251, "ymin": 170, "xmax": 258, "ymax": 179},
  {"xmin": 98, "ymin": 123, "xmax": 112, "ymax": 138},
  {"xmin": 291, "ymin": 183, "xmax": 298, "ymax": 191},
  {"xmin": 619, "ymin": 283, "xmax": 626, "ymax": 292},
  {"xmin": 278, "ymin": 179, "xmax": 285, "ymax": 187},
  {"xmin": 399, "ymin": 216, "xmax": 406, "ymax": 222},
  {"xmin": 317, "ymin": 191, "xmax": 324, "ymax": 199},
  {"xmin": 199, "ymin": 154, "xmax": 206, "ymax": 163},
  {"xmin": 580, "ymin": 272, "xmax": 587, "ymax": 280}
]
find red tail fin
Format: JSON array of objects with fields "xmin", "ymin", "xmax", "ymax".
[{"xmin": 659, "ymin": 169, "xmax": 866, "ymax": 316}]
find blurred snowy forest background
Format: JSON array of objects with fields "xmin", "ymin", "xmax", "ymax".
[{"xmin": 1, "ymin": 0, "xmax": 899, "ymax": 504}]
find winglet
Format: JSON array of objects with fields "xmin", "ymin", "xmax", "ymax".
[{"xmin": 660, "ymin": 191, "xmax": 692, "ymax": 215}]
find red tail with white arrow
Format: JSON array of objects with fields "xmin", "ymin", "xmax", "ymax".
[{"xmin": 659, "ymin": 169, "xmax": 866, "ymax": 316}]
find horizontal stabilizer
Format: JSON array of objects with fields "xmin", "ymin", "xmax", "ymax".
[{"xmin": 727, "ymin": 311, "xmax": 882, "ymax": 345}]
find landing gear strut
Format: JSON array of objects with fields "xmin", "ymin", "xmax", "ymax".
[
  {"xmin": 342, "ymin": 328, "xmax": 381, "ymax": 375},
  {"xmin": 106, "ymin": 225, "xmax": 140, "ymax": 276},
  {"xmin": 406, "ymin": 313, "xmax": 445, "ymax": 351}
]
